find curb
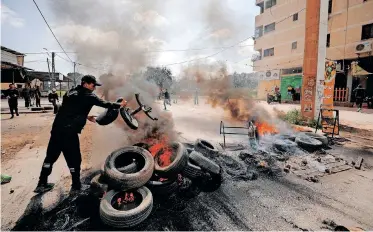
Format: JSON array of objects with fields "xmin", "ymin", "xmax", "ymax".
[{"xmin": 1, "ymin": 110, "xmax": 53, "ymax": 115}]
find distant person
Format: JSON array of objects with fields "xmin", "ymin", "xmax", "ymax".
[
  {"xmin": 35, "ymin": 86, "xmax": 42, "ymax": 107},
  {"xmin": 194, "ymin": 88, "xmax": 199, "ymax": 105},
  {"xmin": 6, "ymin": 83, "xmax": 19, "ymax": 119},
  {"xmin": 353, "ymin": 84, "xmax": 365, "ymax": 112},
  {"xmin": 163, "ymin": 89, "xmax": 171, "ymax": 110},
  {"xmin": 29, "ymin": 88, "xmax": 35, "ymax": 107},
  {"xmin": 48, "ymin": 88, "xmax": 59, "ymax": 114},
  {"xmin": 22, "ymin": 85, "xmax": 31, "ymax": 108}
]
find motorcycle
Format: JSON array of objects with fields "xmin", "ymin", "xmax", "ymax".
[{"xmin": 267, "ymin": 92, "xmax": 281, "ymax": 104}]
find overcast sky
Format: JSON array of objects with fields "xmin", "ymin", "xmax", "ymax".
[{"xmin": 1, "ymin": 0, "xmax": 258, "ymax": 77}]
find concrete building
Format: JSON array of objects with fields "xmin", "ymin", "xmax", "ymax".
[
  {"xmin": 1, "ymin": 46, "xmax": 32, "ymax": 90},
  {"xmin": 253, "ymin": 0, "xmax": 373, "ymax": 103}
]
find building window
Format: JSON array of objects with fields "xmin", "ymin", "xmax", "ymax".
[
  {"xmin": 255, "ymin": 26, "xmax": 263, "ymax": 38},
  {"xmin": 328, "ymin": 0, "xmax": 333, "ymax": 14},
  {"xmin": 264, "ymin": 22, "xmax": 275, "ymax": 33},
  {"xmin": 361, "ymin": 23, "xmax": 373, "ymax": 40},
  {"xmin": 293, "ymin": 13, "xmax": 298, "ymax": 21},
  {"xmin": 292, "ymin": 41, "xmax": 297, "ymax": 50},
  {"xmin": 263, "ymin": 47, "xmax": 275, "ymax": 57},
  {"xmin": 265, "ymin": 0, "xmax": 276, "ymax": 9},
  {"xmin": 326, "ymin": 34, "xmax": 330, "ymax": 47}
]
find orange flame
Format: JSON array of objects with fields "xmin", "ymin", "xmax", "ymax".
[
  {"xmin": 255, "ymin": 122, "xmax": 278, "ymax": 135},
  {"xmin": 144, "ymin": 135, "xmax": 173, "ymax": 167}
]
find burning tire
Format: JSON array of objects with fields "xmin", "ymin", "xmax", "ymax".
[
  {"xmin": 302, "ymin": 132, "xmax": 328, "ymax": 147},
  {"xmin": 154, "ymin": 142, "xmax": 188, "ymax": 177},
  {"xmin": 104, "ymin": 146, "xmax": 154, "ymax": 190},
  {"xmin": 194, "ymin": 139, "xmax": 219, "ymax": 157},
  {"xmin": 96, "ymin": 98, "xmax": 123, "ymax": 125},
  {"xmin": 146, "ymin": 175, "xmax": 178, "ymax": 195},
  {"xmin": 273, "ymin": 139, "xmax": 297, "ymax": 153},
  {"xmin": 189, "ymin": 151, "xmax": 221, "ymax": 175},
  {"xmin": 295, "ymin": 135, "xmax": 322, "ymax": 152},
  {"xmin": 182, "ymin": 161, "xmax": 203, "ymax": 179},
  {"xmin": 100, "ymin": 186, "xmax": 153, "ymax": 228},
  {"xmin": 90, "ymin": 174, "xmax": 108, "ymax": 195}
]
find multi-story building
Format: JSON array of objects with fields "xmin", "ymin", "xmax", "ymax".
[{"xmin": 253, "ymin": 0, "xmax": 373, "ymax": 103}]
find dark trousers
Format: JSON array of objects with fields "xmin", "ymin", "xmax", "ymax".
[
  {"xmin": 8, "ymin": 100, "xmax": 18, "ymax": 116},
  {"xmin": 356, "ymin": 97, "xmax": 363, "ymax": 108},
  {"xmin": 24, "ymin": 97, "xmax": 30, "ymax": 107},
  {"xmin": 38, "ymin": 130, "xmax": 82, "ymax": 186},
  {"xmin": 36, "ymin": 97, "xmax": 41, "ymax": 107}
]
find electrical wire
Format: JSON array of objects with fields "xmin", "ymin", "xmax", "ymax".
[{"xmin": 32, "ymin": 0, "xmax": 73, "ymax": 63}]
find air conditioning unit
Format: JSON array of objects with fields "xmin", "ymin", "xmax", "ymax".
[{"xmin": 355, "ymin": 41, "xmax": 372, "ymax": 54}]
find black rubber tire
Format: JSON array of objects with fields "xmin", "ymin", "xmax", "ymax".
[
  {"xmin": 194, "ymin": 139, "xmax": 219, "ymax": 157},
  {"xmin": 197, "ymin": 171, "xmax": 223, "ymax": 192},
  {"xmin": 117, "ymin": 161, "xmax": 138, "ymax": 173},
  {"xmin": 146, "ymin": 175, "xmax": 178, "ymax": 195},
  {"xmin": 90, "ymin": 174, "xmax": 109, "ymax": 194},
  {"xmin": 278, "ymin": 134, "xmax": 296, "ymax": 142},
  {"xmin": 104, "ymin": 146, "xmax": 154, "ymax": 190},
  {"xmin": 96, "ymin": 98, "xmax": 123, "ymax": 126},
  {"xmin": 273, "ymin": 139, "xmax": 297, "ymax": 152},
  {"xmin": 100, "ymin": 187, "xmax": 153, "ymax": 228},
  {"xmin": 302, "ymin": 132, "xmax": 328, "ymax": 147},
  {"xmin": 119, "ymin": 108, "xmax": 139, "ymax": 130},
  {"xmin": 154, "ymin": 142, "xmax": 188, "ymax": 177},
  {"xmin": 189, "ymin": 151, "xmax": 220, "ymax": 175},
  {"xmin": 182, "ymin": 161, "xmax": 203, "ymax": 179},
  {"xmin": 31, "ymin": 107, "xmax": 43, "ymax": 111},
  {"xmin": 295, "ymin": 135, "xmax": 322, "ymax": 152}
]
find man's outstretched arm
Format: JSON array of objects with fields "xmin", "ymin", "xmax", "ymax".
[{"xmin": 91, "ymin": 94, "xmax": 127, "ymax": 109}]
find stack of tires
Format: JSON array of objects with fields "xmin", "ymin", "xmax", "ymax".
[
  {"xmin": 273, "ymin": 132, "xmax": 328, "ymax": 153},
  {"xmin": 91, "ymin": 139, "xmax": 223, "ymax": 229}
]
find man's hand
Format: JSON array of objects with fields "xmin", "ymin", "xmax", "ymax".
[
  {"xmin": 120, "ymin": 99, "xmax": 127, "ymax": 108},
  {"xmin": 87, "ymin": 116, "xmax": 96, "ymax": 123}
]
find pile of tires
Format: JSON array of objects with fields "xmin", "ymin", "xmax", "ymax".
[
  {"xmin": 91, "ymin": 139, "xmax": 223, "ymax": 229},
  {"xmin": 294, "ymin": 132, "xmax": 326, "ymax": 152}
]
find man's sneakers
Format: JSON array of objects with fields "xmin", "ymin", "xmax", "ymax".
[
  {"xmin": 10, "ymin": 115, "xmax": 14, "ymax": 119},
  {"xmin": 357, "ymin": 108, "xmax": 362, "ymax": 112},
  {"xmin": 34, "ymin": 183, "xmax": 55, "ymax": 193}
]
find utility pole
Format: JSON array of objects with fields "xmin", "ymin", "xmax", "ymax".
[
  {"xmin": 51, "ymin": 52, "xmax": 55, "ymax": 89},
  {"xmin": 73, "ymin": 62, "xmax": 76, "ymax": 87},
  {"xmin": 300, "ymin": 0, "xmax": 328, "ymax": 119}
]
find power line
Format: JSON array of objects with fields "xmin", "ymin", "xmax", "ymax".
[{"xmin": 32, "ymin": 0, "xmax": 73, "ymax": 63}]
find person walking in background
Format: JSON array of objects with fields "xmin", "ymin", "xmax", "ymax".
[
  {"xmin": 22, "ymin": 85, "xmax": 31, "ymax": 108},
  {"xmin": 6, "ymin": 83, "xmax": 19, "ymax": 119},
  {"xmin": 49, "ymin": 88, "xmax": 59, "ymax": 114},
  {"xmin": 353, "ymin": 84, "xmax": 365, "ymax": 112},
  {"xmin": 29, "ymin": 88, "xmax": 35, "ymax": 107},
  {"xmin": 194, "ymin": 88, "xmax": 199, "ymax": 105},
  {"xmin": 163, "ymin": 89, "xmax": 171, "ymax": 110},
  {"xmin": 35, "ymin": 86, "xmax": 42, "ymax": 107}
]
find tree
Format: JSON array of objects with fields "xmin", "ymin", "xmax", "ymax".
[{"xmin": 144, "ymin": 66, "xmax": 173, "ymax": 89}]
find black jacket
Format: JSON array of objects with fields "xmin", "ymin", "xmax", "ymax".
[
  {"xmin": 164, "ymin": 91, "xmax": 170, "ymax": 99},
  {"xmin": 52, "ymin": 85, "xmax": 121, "ymax": 133},
  {"xmin": 6, "ymin": 89, "xmax": 19, "ymax": 102},
  {"xmin": 48, "ymin": 93, "xmax": 59, "ymax": 102}
]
